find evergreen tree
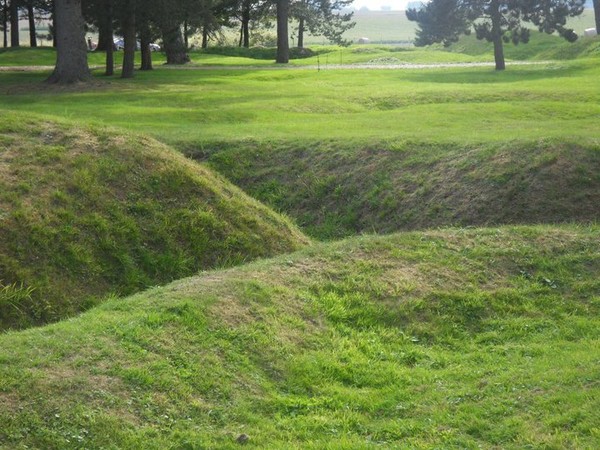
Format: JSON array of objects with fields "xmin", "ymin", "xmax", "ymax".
[
  {"xmin": 594, "ymin": 0, "xmax": 600, "ymax": 33},
  {"xmin": 405, "ymin": 0, "xmax": 470, "ymax": 47},
  {"xmin": 292, "ymin": 0, "xmax": 354, "ymax": 48},
  {"xmin": 407, "ymin": 0, "xmax": 585, "ymax": 70},
  {"xmin": 276, "ymin": 0, "xmax": 288, "ymax": 62},
  {"xmin": 46, "ymin": 0, "xmax": 91, "ymax": 83}
]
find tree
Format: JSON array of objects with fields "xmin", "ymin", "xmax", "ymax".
[
  {"xmin": 407, "ymin": 0, "xmax": 585, "ymax": 71},
  {"xmin": 222, "ymin": 0, "xmax": 269, "ymax": 48},
  {"xmin": 292, "ymin": 0, "xmax": 355, "ymax": 48},
  {"xmin": 119, "ymin": 0, "xmax": 135, "ymax": 78},
  {"xmin": 10, "ymin": 0, "xmax": 19, "ymax": 47},
  {"xmin": 591, "ymin": 0, "xmax": 599, "ymax": 31},
  {"xmin": 24, "ymin": 1, "xmax": 36, "ymax": 46},
  {"xmin": 1, "ymin": 0, "xmax": 8, "ymax": 47},
  {"xmin": 46, "ymin": 0, "xmax": 90, "ymax": 83},
  {"xmin": 405, "ymin": 0, "xmax": 470, "ymax": 48},
  {"xmin": 276, "ymin": 0, "xmax": 288, "ymax": 62}
]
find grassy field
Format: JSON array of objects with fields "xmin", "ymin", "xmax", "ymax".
[
  {"xmin": 0, "ymin": 29, "xmax": 599, "ymax": 449},
  {"xmin": 0, "ymin": 226, "xmax": 598, "ymax": 448},
  {"xmin": 1, "ymin": 44, "xmax": 600, "ymax": 149}
]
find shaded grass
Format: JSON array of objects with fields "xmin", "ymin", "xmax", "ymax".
[
  {"xmin": 196, "ymin": 139, "xmax": 600, "ymax": 239},
  {"xmin": 0, "ymin": 113, "xmax": 309, "ymax": 330},
  {"xmin": 0, "ymin": 225, "xmax": 598, "ymax": 448},
  {"xmin": 447, "ymin": 33, "xmax": 600, "ymax": 61}
]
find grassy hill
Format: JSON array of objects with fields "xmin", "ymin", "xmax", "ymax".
[
  {"xmin": 0, "ymin": 114, "xmax": 309, "ymax": 330},
  {"xmin": 196, "ymin": 140, "xmax": 600, "ymax": 239},
  {"xmin": 0, "ymin": 225, "xmax": 598, "ymax": 448}
]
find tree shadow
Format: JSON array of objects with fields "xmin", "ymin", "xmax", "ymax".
[{"xmin": 399, "ymin": 63, "xmax": 586, "ymax": 85}]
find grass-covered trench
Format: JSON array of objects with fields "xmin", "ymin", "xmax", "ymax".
[
  {"xmin": 0, "ymin": 40, "xmax": 599, "ymax": 448},
  {"xmin": 0, "ymin": 226, "xmax": 598, "ymax": 449}
]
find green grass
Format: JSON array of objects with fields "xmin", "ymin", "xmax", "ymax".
[
  {"xmin": 0, "ymin": 114, "xmax": 309, "ymax": 330},
  {"xmin": 198, "ymin": 139, "xmax": 600, "ymax": 239},
  {"xmin": 0, "ymin": 225, "xmax": 598, "ymax": 448},
  {"xmin": 0, "ymin": 24, "xmax": 598, "ymax": 449},
  {"xmin": 1, "ymin": 56, "xmax": 600, "ymax": 150}
]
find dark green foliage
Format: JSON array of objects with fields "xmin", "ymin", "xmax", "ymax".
[
  {"xmin": 292, "ymin": 0, "xmax": 356, "ymax": 47},
  {"xmin": 406, "ymin": 0, "xmax": 471, "ymax": 47},
  {"xmin": 407, "ymin": 0, "xmax": 586, "ymax": 69}
]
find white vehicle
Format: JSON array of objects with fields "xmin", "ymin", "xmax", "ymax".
[{"xmin": 114, "ymin": 38, "xmax": 161, "ymax": 51}]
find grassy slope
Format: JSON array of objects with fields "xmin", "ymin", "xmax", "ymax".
[
  {"xmin": 0, "ymin": 114, "xmax": 309, "ymax": 330},
  {"xmin": 198, "ymin": 140, "xmax": 600, "ymax": 239},
  {"xmin": 0, "ymin": 226, "xmax": 598, "ymax": 448}
]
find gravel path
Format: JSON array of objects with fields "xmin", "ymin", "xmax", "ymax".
[{"xmin": 0, "ymin": 61, "xmax": 549, "ymax": 72}]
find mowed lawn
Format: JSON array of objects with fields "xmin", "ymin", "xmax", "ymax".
[{"xmin": 1, "ymin": 54, "xmax": 600, "ymax": 149}]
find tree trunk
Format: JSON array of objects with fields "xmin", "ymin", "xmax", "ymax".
[
  {"xmin": 276, "ymin": 0, "xmax": 289, "ymax": 63},
  {"xmin": 162, "ymin": 23, "xmax": 188, "ymax": 64},
  {"xmin": 104, "ymin": 0, "xmax": 114, "ymax": 76},
  {"xmin": 183, "ymin": 20, "xmax": 189, "ymax": 49},
  {"xmin": 297, "ymin": 17, "xmax": 304, "ymax": 49},
  {"xmin": 46, "ymin": 0, "xmax": 90, "ymax": 84},
  {"xmin": 490, "ymin": 0, "xmax": 505, "ymax": 71},
  {"xmin": 140, "ymin": 26, "xmax": 153, "ymax": 71},
  {"xmin": 202, "ymin": 26, "xmax": 208, "ymax": 48},
  {"xmin": 96, "ymin": 21, "xmax": 109, "ymax": 51},
  {"xmin": 10, "ymin": 0, "xmax": 19, "ymax": 47},
  {"xmin": 594, "ymin": 0, "xmax": 600, "ymax": 33},
  {"xmin": 121, "ymin": 10, "xmax": 135, "ymax": 78},
  {"xmin": 27, "ymin": 3, "xmax": 37, "ymax": 47},
  {"xmin": 51, "ymin": 2, "xmax": 57, "ymax": 48},
  {"xmin": 241, "ymin": 1, "xmax": 250, "ymax": 48},
  {"xmin": 3, "ymin": 1, "xmax": 8, "ymax": 48}
]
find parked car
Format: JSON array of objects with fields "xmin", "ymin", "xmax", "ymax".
[{"xmin": 114, "ymin": 38, "xmax": 161, "ymax": 51}]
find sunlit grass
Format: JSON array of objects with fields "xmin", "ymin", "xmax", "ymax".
[
  {"xmin": 1, "ymin": 57, "xmax": 599, "ymax": 149},
  {"xmin": 0, "ymin": 226, "xmax": 598, "ymax": 448}
]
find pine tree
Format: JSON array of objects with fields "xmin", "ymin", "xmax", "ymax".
[
  {"xmin": 407, "ymin": 0, "xmax": 585, "ymax": 71},
  {"xmin": 46, "ymin": 0, "xmax": 91, "ymax": 83}
]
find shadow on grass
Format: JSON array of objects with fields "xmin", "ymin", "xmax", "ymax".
[{"xmin": 400, "ymin": 63, "xmax": 586, "ymax": 84}]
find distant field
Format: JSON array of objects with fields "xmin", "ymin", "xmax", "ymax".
[
  {"xmin": 305, "ymin": 10, "xmax": 418, "ymax": 45},
  {"xmin": 309, "ymin": 9, "xmax": 597, "ymax": 45}
]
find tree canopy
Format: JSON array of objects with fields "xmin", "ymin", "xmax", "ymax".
[
  {"xmin": 16, "ymin": 0, "xmax": 356, "ymax": 82},
  {"xmin": 407, "ymin": 0, "xmax": 586, "ymax": 70}
]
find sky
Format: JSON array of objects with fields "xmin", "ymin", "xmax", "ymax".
[{"xmin": 352, "ymin": 0, "xmax": 411, "ymax": 10}]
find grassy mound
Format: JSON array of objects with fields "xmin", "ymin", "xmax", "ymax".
[
  {"xmin": 0, "ymin": 225, "xmax": 598, "ymax": 448},
  {"xmin": 195, "ymin": 140, "xmax": 600, "ymax": 239},
  {"xmin": 0, "ymin": 114, "xmax": 309, "ymax": 330}
]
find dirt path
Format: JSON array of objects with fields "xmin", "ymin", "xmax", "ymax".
[{"xmin": 0, "ymin": 61, "xmax": 548, "ymax": 72}]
